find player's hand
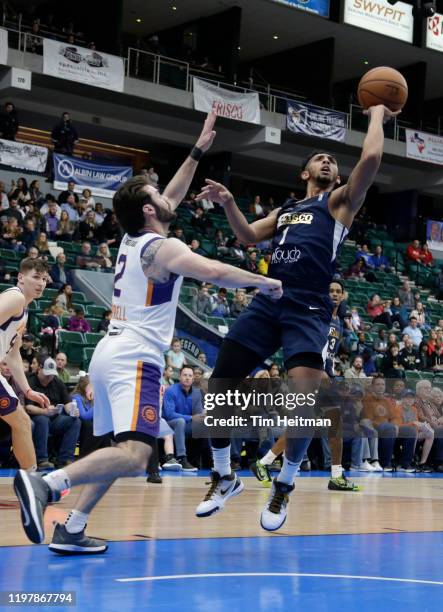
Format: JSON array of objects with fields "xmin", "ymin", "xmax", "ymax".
[
  {"xmin": 195, "ymin": 111, "xmax": 217, "ymax": 153},
  {"xmin": 196, "ymin": 179, "xmax": 234, "ymax": 207},
  {"xmin": 26, "ymin": 389, "xmax": 50, "ymax": 409},
  {"xmin": 257, "ymin": 278, "xmax": 283, "ymax": 300},
  {"xmin": 363, "ymin": 105, "xmax": 401, "ymax": 124}
]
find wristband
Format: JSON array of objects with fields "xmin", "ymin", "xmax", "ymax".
[{"xmin": 190, "ymin": 146, "xmax": 204, "ymax": 162}]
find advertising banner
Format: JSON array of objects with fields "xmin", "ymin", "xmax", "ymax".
[
  {"xmin": 406, "ymin": 129, "xmax": 443, "ymax": 167},
  {"xmin": 343, "ymin": 0, "xmax": 413, "ymax": 43},
  {"xmin": 193, "ymin": 77, "xmax": 261, "ymax": 125},
  {"xmin": 287, "ymin": 100, "xmax": 346, "ymax": 142},
  {"xmin": 53, "ymin": 154, "xmax": 132, "ymax": 197},
  {"xmin": 0, "ymin": 139, "xmax": 47, "ymax": 172}
]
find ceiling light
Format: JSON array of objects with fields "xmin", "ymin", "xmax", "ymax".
[
  {"xmin": 238, "ymin": 46, "xmax": 241, "ymax": 50},
  {"xmin": 273, "ymin": 35, "xmax": 279, "ymax": 40},
  {"xmin": 136, "ymin": 18, "xmax": 142, "ymax": 23},
  {"xmin": 172, "ymin": 5, "xmax": 177, "ymax": 10}
]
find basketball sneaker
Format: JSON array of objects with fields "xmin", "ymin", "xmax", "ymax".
[
  {"xmin": 178, "ymin": 456, "xmax": 198, "ymax": 472},
  {"xmin": 13, "ymin": 469, "xmax": 60, "ymax": 543},
  {"xmin": 161, "ymin": 455, "xmax": 182, "ymax": 471},
  {"xmin": 260, "ymin": 479, "xmax": 294, "ymax": 532},
  {"xmin": 195, "ymin": 471, "xmax": 244, "ymax": 517},
  {"xmin": 328, "ymin": 474, "xmax": 362, "ymax": 491},
  {"xmin": 250, "ymin": 459, "xmax": 272, "ymax": 488},
  {"xmin": 49, "ymin": 523, "xmax": 108, "ymax": 555}
]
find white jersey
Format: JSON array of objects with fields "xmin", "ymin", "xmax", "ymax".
[
  {"xmin": 110, "ymin": 231, "xmax": 183, "ymax": 365},
  {"xmin": 0, "ymin": 287, "xmax": 27, "ymax": 361}
]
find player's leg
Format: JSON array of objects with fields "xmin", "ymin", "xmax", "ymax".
[
  {"xmin": 1, "ymin": 403, "xmax": 36, "ymax": 470},
  {"xmin": 251, "ymin": 434, "xmax": 285, "ymax": 487},
  {"xmin": 326, "ymin": 408, "xmax": 361, "ymax": 491}
]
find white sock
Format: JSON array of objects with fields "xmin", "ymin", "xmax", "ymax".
[
  {"xmin": 43, "ymin": 469, "xmax": 71, "ymax": 494},
  {"xmin": 65, "ymin": 509, "xmax": 88, "ymax": 534},
  {"xmin": 260, "ymin": 450, "xmax": 277, "ymax": 466},
  {"xmin": 277, "ymin": 454, "xmax": 301, "ymax": 486},
  {"xmin": 331, "ymin": 465, "xmax": 343, "ymax": 479},
  {"xmin": 212, "ymin": 445, "xmax": 231, "ymax": 477}
]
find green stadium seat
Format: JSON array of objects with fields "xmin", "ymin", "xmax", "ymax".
[
  {"xmin": 82, "ymin": 347, "xmax": 96, "ymax": 369},
  {"xmin": 86, "ymin": 305, "xmax": 107, "ymax": 318},
  {"xmin": 58, "ymin": 330, "xmax": 85, "ymax": 364},
  {"xmin": 84, "ymin": 333, "xmax": 103, "ymax": 346}
]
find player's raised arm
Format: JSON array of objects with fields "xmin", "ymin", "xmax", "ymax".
[
  {"xmin": 330, "ymin": 105, "xmax": 400, "ymax": 226},
  {"xmin": 162, "ymin": 112, "xmax": 217, "ymax": 210},
  {"xmin": 196, "ymin": 179, "xmax": 279, "ymax": 244},
  {"xmin": 152, "ymin": 237, "xmax": 282, "ymax": 298}
]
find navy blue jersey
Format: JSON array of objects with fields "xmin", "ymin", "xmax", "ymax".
[
  {"xmin": 325, "ymin": 314, "xmax": 343, "ymax": 378},
  {"xmin": 268, "ymin": 193, "xmax": 348, "ymax": 292}
]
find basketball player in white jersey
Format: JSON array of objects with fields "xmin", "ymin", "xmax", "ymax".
[
  {"xmin": 0, "ymin": 258, "xmax": 50, "ymax": 469},
  {"xmin": 14, "ymin": 112, "xmax": 282, "ymax": 553}
]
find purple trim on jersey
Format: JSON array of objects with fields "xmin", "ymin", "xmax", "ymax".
[
  {"xmin": 134, "ymin": 362, "xmax": 161, "ymax": 437},
  {"xmin": 148, "ymin": 274, "xmax": 179, "ymax": 306},
  {"xmin": 0, "ymin": 310, "xmax": 26, "ymax": 331},
  {"xmin": 140, "ymin": 236, "xmax": 164, "ymax": 259},
  {"xmin": 0, "ymin": 380, "xmax": 18, "ymax": 415}
]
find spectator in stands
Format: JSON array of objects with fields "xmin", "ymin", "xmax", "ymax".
[
  {"xmin": 414, "ymin": 380, "xmax": 443, "ymax": 471},
  {"xmin": 0, "ymin": 102, "xmax": 19, "ymax": 141},
  {"xmin": 1, "ymin": 217, "xmax": 24, "ymax": 252},
  {"xmin": 197, "ymin": 352, "xmax": 211, "ymax": 371},
  {"xmin": 362, "ymin": 376, "xmax": 416, "ymax": 471},
  {"xmin": 171, "ymin": 226, "xmax": 186, "ymax": 243},
  {"xmin": 258, "ymin": 251, "xmax": 271, "ymax": 275},
  {"xmin": 211, "ymin": 287, "xmax": 230, "ymax": 317},
  {"xmin": 419, "ymin": 243, "xmax": 434, "ymax": 267},
  {"xmin": 76, "ymin": 241, "xmax": 101, "ymax": 270},
  {"xmin": 20, "ymin": 333, "xmax": 37, "ymax": 365},
  {"xmin": 25, "ymin": 356, "xmax": 81, "ymax": 469},
  {"xmin": 96, "ymin": 243, "xmax": 113, "ymax": 270},
  {"xmin": 191, "ymin": 206, "xmax": 213, "ymax": 235},
  {"xmin": 230, "ymin": 289, "xmax": 247, "ymax": 318},
  {"xmin": 50, "ymin": 253, "xmax": 72, "ymax": 289},
  {"xmin": 406, "ymin": 239, "xmax": 421, "ymax": 264},
  {"xmin": 381, "ymin": 344, "xmax": 404, "ymax": 378},
  {"xmin": 26, "ymin": 21, "xmax": 44, "ymax": 54},
  {"xmin": 426, "ymin": 330, "xmax": 443, "ymax": 370},
  {"xmin": 71, "ymin": 375, "xmax": 103, "ymax": 457},
  {"xmin": 356, "ymin": 244, "xmax": 371, "ymax": 264},
  {"xmin": 55, "ymin": 210, "xmax": 75, "ymax": 241},
  {"xmin": 55, "ymin": 352, "xmax": 70, "ymax": 384},
  {"xmin": 430, "ymin": 387, "xmax": 443, "ymax": 416},
  {"xmin": 366, "ymin": 294, "xmax": 392, "ymax": 328},
  {"xmin": 245, "ymin": 250, "xmax": 259, "ymax": 273},
  {"xmin": 26, "ymin": 246, "xmax": 40, "ymax": 259},
  {"xmin": 250, "ymin": 195, "xmax": 264, "ymax": 219},
  {"xmin": 344, "ymin": 257, "xmax": 377, "ymax": 282},
  {"xmin": 374, "ymin": 329, "xmax": 388, "ymax": 356},
  {"xmin": 57, "ymin": 180, "xmax": 79, "ymax": 205},
  {"xmin": 9, "ymin": 177, "xmax": 30, "ymax": 203},
  {"xmin": 21, "ymin": 219, "xmax": 39, "ymax": 250},
  {"xmin": 60, "ymin": 194, "xmax": 80, "ymax": 223},
  {"xmin": 362, "ymin": 349, "xmax": 376, "ymax": 377},
  {"xmin": 402, "ymin": 316, "xmax": 423, "ymax": 348},
  {"xmin": 93, "ymin": 202, "xmax": 105, "ymax": 226},
  {"xmin": 350, "ymin": 307, "xmax": 362, "ymax": 331},
  {"xmin": 161, "ymin": 365, "xmax": 175, "ymax": 386},
  {"xmin": 162, "ymin": 366, "xmax": 203, "ymax": 471},
  {"xmin": 29, "ymin": 180, "xmax": 45, "ymax": 205},
  {"xmin": 368, "ymin": 245, "xmax": 391, "ymax": 272},
  {"xmin": 44, "ymin": 201, "xmax": 60, "ymax": 239},
  {"xmin": 39, "ymin": 194, "xmax": 60, "ymax": 217},
  {"xmin": 67, "ymin": 307, "xmax": 91, "ymax": 333},
  {"xmin": 390, "ymin": 296, "xmax": 407, "ymax": 329},
  {"xmin": 81, "ymin": 188, "xmax": 95, "ymax": 208},
  {"xmin": 193, "ymin": 366, "xmax": 208, "ymax": 395},
  {"xmin": 34, "ymin": 232, "xmax": 50, "ymax": 256},
  {"xmin": 79, "ymin": 210, "xmax": 99, "ymax": 242},
  {"xmin": 189, "ymin": 238, "xmax": 205, "ymax": 256},
  {"xmin": 182, "ymin": 191, "xmax": 198, "ymax": 212},
  {"xmin": 55, "ymin": 284, "xmax": 74, "ymax": 314},
  {"xmin": 51, "ymin": 112, "xmax": 79, "ymax": 155},
  {"xmin": 356, "ymin": 332, "xmax": 373, "ymax": 357},
  {"xmin": 97, "ymin": 309, "xmax": 112, "ymax": 334},
  {"xmin": 190, "ymin": 284, "xmax": 213, "ymax": 317},
  {"xmin": 7, "ymin": 199, "xmax": 25, "ymax": 225},
  {"xmin": 398, "ymin": 279, "xmax": 415, "ymax": 310},
  {"xmin": 166, "ymin": 337, "xmax": 187, "ymax": 375},
  {"xmin": 146, "ymin": 167, "xmax": 159, "ymax": 188},
  {"xmin": 215, "ymin": 229, "xmax": 228, "ymax": 255},
  {"xmin": 263, "ymin": 197, "xmax": 275, "ymax": 216},
  {"xmin": 434, "ymin": 269, "xmax": 443, "ymax": 301},
  {"xmin": 97, "ymin": 211, "xmax": 122, "ymax": 247},
  {"xmin": 410, "ymin": 302, "xmax": 429, "ymax": 331},
  {"xmin": 344, "ymin": 356, "xmax": 367, "ymax": 381},
  {"xmin": 399, "ymin": 336, "xmax": 422, "ymax": 370},
  {"xmin": 0, "ymin": 181, "xmax": 9, "ymax": 211},
  {"xmin": 397, "ymin": 389, "xmax": 433, "ymax": 472},
  {"xmin": 0, "ymin": 259, "xmax": 11, "ymax": 283}
]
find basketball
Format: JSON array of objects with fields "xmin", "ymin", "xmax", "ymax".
[{"xmin": 357, "ymin": 66, "xmax": 408, "ymax": 111}]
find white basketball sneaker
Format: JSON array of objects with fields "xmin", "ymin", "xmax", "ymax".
[
  {"xmin": 195, "ymin": 471, "xmax": 244, "ymax": 518},
  {"xmin": 260, "ymin": 479, "xmax": 294, "ymax": 532}
]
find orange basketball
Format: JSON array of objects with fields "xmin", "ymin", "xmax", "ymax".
[{"xmin": 357, "ymin": 66, "xmax": 408, "ymax": 111}]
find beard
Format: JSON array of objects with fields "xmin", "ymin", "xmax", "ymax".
[
  {"xmin": 315, "ymin": 172, "xmax": 336, "ymax": 187},
  {"xmin": 152, "ymin": 203, "xmax": 177, "ymax": 224}
]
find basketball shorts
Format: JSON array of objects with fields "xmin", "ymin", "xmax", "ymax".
[
  {"xmin": 227, "ymin": 286, "xmax": 333, "ymax": 366},
  {"xmin": 89, "ymin": 329, "xmax": 162, "ymax": 439},
  {"xmin": 0, "ymin": 373, "xmax": 19, "ymax": 416}
]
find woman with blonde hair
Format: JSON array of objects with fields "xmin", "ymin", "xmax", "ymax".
[
  {"xmin": 54, "ymin": 283, "xmax": 74, "ymax": 315},
  {"xmin": 34, "ymin": 231, "xmax": 50, "ymax": 255},
  {"xmin": 56, "ymin": 210, "xmax": 75, "ymax": 241},
  {"xmin": 96, "ymin": 242, "xmax": 113, "ymax": 270}
]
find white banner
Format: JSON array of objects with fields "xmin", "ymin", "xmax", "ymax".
[
  {"xmin": 343, "ymin": 0, "xmax": 413, "ymax": 43},
  {"xmin": 43, "ymin": 38, "xmax": 124, "ymax": 92},
  {"xmin": 193, "ymin": 77, "xmax": 261, "ymax": 125},
  {"xmin": 0, "ymin": 28, "xmax": 8, "ymax": 65},
  {"xmin": 0, "ymin": 139, "xmax": 48, "ymax": 172},
  {"xmin": 406, "ymin": 130, "xmax": 443, "ymax": 167},
  {"xmin": 427, "ymin": 13, "xmax": 443, "ymax": 52}
]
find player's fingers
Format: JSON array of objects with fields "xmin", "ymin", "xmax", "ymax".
[{"xmin": 204, "ymin": 178, "xmax": 220, "ymax": 186}]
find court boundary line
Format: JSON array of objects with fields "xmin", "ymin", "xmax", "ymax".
[{"xmin": 116, "ymin": 572, "xmax": 443, "ymax": 586}]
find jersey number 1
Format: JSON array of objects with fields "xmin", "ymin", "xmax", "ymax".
[{"xmin": 113, "ymin": 254, "xmax": 127, "ymax": 297}]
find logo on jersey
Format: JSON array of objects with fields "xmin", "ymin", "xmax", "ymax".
[
  {"xmin": 141, "ymin": 405, "xmax": 158, "ymax": 424},
  {"xmin": 271, "ymin": 246, "xmax": 301, "ymax": 264},
  {"xmin": 277, "ymin": 212, "xmax": 313, "ymax": 229},
  {"xmin": 0, "ymin": 398, "xmax": 10, "ymax": 409}
]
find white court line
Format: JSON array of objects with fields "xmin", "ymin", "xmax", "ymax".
[{"xmin": 116, "ymin": 572, "xmax": 443, "ymax": 586}]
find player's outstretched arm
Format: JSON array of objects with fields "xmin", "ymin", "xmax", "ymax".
[
  {"xmin": 330, "ymin": 105, "xmax": 400, "ymax": 226},
  {"xmin": 155, "ymin": 238, "xmax": 283, "ymax": 297},
  {"xmin": 162, "ymin": 112, "xmax": 217, "ymax": 211},
  {"xmin": 196, "ymin": 179, "xmax": 279, "ymax": 244}
]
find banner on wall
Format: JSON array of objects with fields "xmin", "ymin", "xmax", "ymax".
[
  {"xmin": 343, "ymin": 0, "xmax": 413, "ymax": 43},
  {"xmin": 0, "ymin": 139, "xmax": 48, "ymax": 172},
  {"xmin": 427, "ymin": 12, "xmax": 443, "ymax": 52},
  {"xmin": 0, "ymin": 28, "xmax": 7, "ymax": 65},
  {"xmin": 268, "ymin": 0, "xmax": 330, "ymax": 17},
  {"xmin": 53, "ymin": 154, "xmax": 132, "ymax": 197},
  {"xmin": 405, "ymin": 129, "xmax": 443, "ymax": 167},
  {"xmin": 193, "ymin": 77, "xmax": 261, "ymax": 125},
  {"xmin": 43, "ymin": 38, "xmax": 124, "ymax": 92},
  {"xmin": 286, "ymin": 100, "xmax": 346, "ymax": 142},
  {"xmin": 427, "ymin": 220, "xmax": 443, "ymax": 244}
]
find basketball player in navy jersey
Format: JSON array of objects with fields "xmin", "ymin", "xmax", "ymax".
[{"xmin": 195, "ymin": 104, "xmax": 398, "ymax": 531}]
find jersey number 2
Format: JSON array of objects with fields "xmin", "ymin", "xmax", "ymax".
[{"xmin": 113, "ymin": 254, "xmax": 127, "ymax": 297}]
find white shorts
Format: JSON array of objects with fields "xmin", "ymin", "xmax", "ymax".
[
  {"xmin": 89, "ymin": 329, "xmax": 163, "ymax": 440},
  {"xmin": 0, "ymin": 373, "xmax": 19, "ymax": 416}
]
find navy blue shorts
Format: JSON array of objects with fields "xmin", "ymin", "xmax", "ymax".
[{"xmin": 227, "ymin": 287, "xmax": 333, "ymax": 366}]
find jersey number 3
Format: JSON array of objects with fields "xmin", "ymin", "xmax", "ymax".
[{"xmin": 113, "ymin": 254, "xmax": 127, "ymax": 297}]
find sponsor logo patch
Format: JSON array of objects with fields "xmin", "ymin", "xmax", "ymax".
[
  {"xmin": 0, "ymin": 397, "xmax": 10, "ymax": 409},
  {"xmin": 141, "ymin": 406, "xmax": 158, "ymax": 424}
]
